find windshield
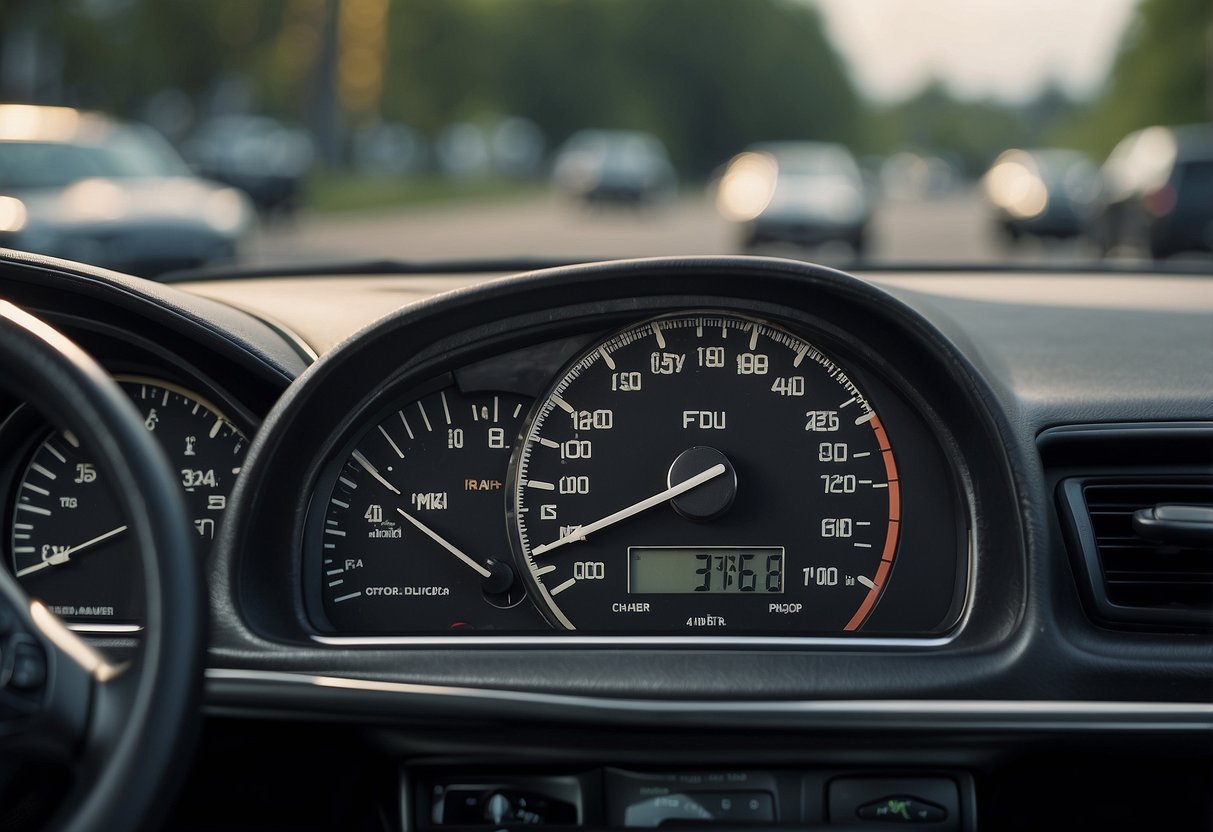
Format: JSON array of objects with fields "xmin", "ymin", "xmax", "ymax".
[{"xmin": 0, "ymin": 0, "xmax": 1209, "ymax": 274}]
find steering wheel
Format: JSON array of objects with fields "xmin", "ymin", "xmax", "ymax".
[{"xmin": 0, "ymin": 301, "xmax": 202, "ymax": 832}]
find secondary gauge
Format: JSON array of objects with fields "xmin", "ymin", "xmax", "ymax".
[
  {"xmin": 511, "ymin": 313, "xmax": 900, "ymax": 634},
  {"xmin": 308, "ymin": 386, "xmax": 533, "ymax": 633},
  {"xmin": 9, "ymin": 377, "xmax": 249, "ymax": 629}
]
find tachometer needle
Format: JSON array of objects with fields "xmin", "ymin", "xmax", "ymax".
[
  {"xmin": 395, "ymin": 508, "xmax": 491, "ymax": 578},
  {"xmin": 15, "ymin": 524, "xmax": 129, "ymax": 577},
  {"xmin": 531, "ymin": 463, "xmax": 726, "ymax": 557}
]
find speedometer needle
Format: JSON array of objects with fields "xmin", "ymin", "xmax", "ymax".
[
  {"xmin": 395, "ymin": 508, "xmax": 492, "ymax": 578},
  {"xmin": 15, "ymin": 525, "xmax": 129, "ymax": 577},
  {"xmin": 531, "ymin": 463, "xmax": 727, "ymax": 557}
]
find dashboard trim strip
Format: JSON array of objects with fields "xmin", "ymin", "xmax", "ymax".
[
  {"xmin": 308, "ymin": 633, "xmax": 956, "ymax": 648},
  {"xmin": 204, "ymin": 668, "xmax": 1213, "ymax": 731}
]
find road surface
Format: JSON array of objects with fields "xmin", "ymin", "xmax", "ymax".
[{"xmin": 247, "ymin": 187, "xmax": 1101, "ymax": 269}]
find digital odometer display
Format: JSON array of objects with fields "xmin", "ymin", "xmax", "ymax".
[
  {"xmin": 628, "ymin": 547, "xmax": 784, "ymax": 594},
  {"xmin": 511, "ymin": 312, "xmax": 902, "ymax": 634}
]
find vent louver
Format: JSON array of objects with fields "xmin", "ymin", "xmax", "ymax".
[{"xmin": 1060, "ymin": 478, "xmax": 1213, "ymax": 628}]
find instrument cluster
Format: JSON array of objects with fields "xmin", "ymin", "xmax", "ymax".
[{"xmin": 296, "ymin": 298, "xmax": 969, "ymax": 640}]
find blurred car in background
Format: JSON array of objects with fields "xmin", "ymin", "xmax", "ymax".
[
  {"xmin": 981, "ymin": 148, "xmax": 1102, "ymax": 243},
  {"xmin": 716, "ymin": 141, "xmax": 871, "ymax": 255},
  {"xmin": 552, "ymin": 129, "xmax": 677, "ymax": 206},
  {"xmin": 1093, "ymin": 123, "xmax": 1213, "ymax": 259},
  {"xmin": 0, "ymin": 104, "xmax": 253, "ymax": 278},
  {"xmin": 185, "ymin": 114, "xmax": 314, "ymax": 218}
]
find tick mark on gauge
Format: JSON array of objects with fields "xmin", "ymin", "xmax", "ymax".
[
  {"xmin": 513, "ymin": 403, "xmax": 523, "ymax": 418},
  {"xmin": 330, "ymin": 498, "xmax": 349, "ymax": 508},
  {"xmin": 748, "ymin": 322, "xmax": 759, "ymax": 350},
  {"xmin": 853, "ymin": 451, "xmax": 871, "ymax": 458},
  {"xmin": 794, "ymin": 346, "xmax": 808, "ymax": 368},
  {"xmin": 378, "ymin": 425, "xmax": 404, "ymax": 458},
  {"xmin": 598, "ymin": 347, "xmax": 616, "ymax": 370},
  {"xmin": 399, "ymin": 410, "xmax": 415, "ymax": 439},
  {"xmin": 440, "ymin": 391, "xmax": 452, "ymax": 425},
  {"xmin": 332, "ymin": 591, "xmax": 362, "ymax": 603},
  {"xmin": 857, "ymin": 575, "xmax": 877, "ymax": 590},
  {"xmin": 327, "ymin": 579, "xmax": 344, "ymax": 587},
  {"xmin": 339, "ymin": 476, "xmax": 357, "ymax": 489},
  {"xmin": 21, "ymin": 482, "xmax": 49, "ymax": 496},
  {"xmin": 30, "ymin": 463, "xmax": 56, "ymax": 480},
  {"xmin": 652, "ymin": 322, "xmax": 666, "ymax": 348},
  {"xmin": 46, "ymin": 443, "xmax": 67, "ymax": 462},
  {"xmin": 326, "ymin": 568, "xmax": 344, "ymax": 576},
  {"xmin": 324, "ymin": 528, "xmax": 346, "ymax": 537},
  {"xmin": 417, "ymin": 401, "xmax": 433, "ymax": 432},
  {"xmin": 533, "ymin": 564, "xmax": 556, "ymax": 577},
  {"xmin": 550, "ymin": 577, "xmax": 577, "ymax": 596},
  {"xmin": 550, "ymin": 394, "xmax": 574, "ymax": 414},
  {"xmin": 538, "ymin": 437, "xmax": 559, "ymax": 449},
  {"xmin": 854, "ymin": 411, "xmax": 877, "ymax": 425},
  {"xmin": 854, "ymin": 542, "xmax": 873, "ymax": 549},
  {"xmin": 17, "ymin": 504, "xmax": 51, "ymax": 516},
  {"xmin": 527, "ymin": 480, "xmax": 556, "ymax": 491},
  {"xmin": 839, "ymin": 396, "xmax": 856, "ymax": 409},
  {"xmin": 63, "ymin": 431, "xmax": 80, "ymax": 449}
]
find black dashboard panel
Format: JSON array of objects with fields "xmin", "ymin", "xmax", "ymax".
[{"xmin": 2, "ymin": 251, "xmax": 1211, "ymax": 831}]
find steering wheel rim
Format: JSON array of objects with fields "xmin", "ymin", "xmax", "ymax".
[{"xmin": 0, "ymin": 300, "xmax": 202, "ymax": 832}]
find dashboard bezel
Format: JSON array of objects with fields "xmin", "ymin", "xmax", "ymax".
[{"xmin": 222, "ymin": 257, "xmax": 1022, "ymax": 657}]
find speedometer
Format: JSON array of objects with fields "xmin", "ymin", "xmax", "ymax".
[{"xmin": 511, "ymin": 312, "xmax": 901, "ymax": 634}]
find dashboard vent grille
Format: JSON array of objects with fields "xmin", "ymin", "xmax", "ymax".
[{"xmin": 1061, "ymin": 478, "xmax": 1213, "ymax": 628}]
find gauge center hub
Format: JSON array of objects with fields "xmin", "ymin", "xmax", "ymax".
[{"xmin": 668, "ymin": 446, "xmax": 737, "ymax": 522}]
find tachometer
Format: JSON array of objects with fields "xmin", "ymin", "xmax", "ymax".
[
  {"xmin": 9, "ymin": 377, "xmax": 248, "ymax": 629},
  {"xmin": 307, "ymin": 386, "xmax": 534, "ymax": 633},
  {"xmin": 511, "ymin": 313, "xmax": 900, "ymax": 633}
]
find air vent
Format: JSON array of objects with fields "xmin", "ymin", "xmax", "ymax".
[{"xmin": 1059, "ymin": 477, "xmax": 1213, "ymax": 628}]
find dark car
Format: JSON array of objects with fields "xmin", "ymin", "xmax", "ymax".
[
  {"xmin": 1094, "ymin": 123, "xmax": 1213, "ymax": 259},
  {"xmin": 0, "ymin": 104, "xmax": 253, "ymax": 277},
  {"xmin": 981, "ymin": 148, "xmax": 1102, "ymax": 242},
  {"xmin": 717, "ymin": 141, "xmax": 871, "ymax": 255},
  {"xmin": 185, "ymin": 115, "xmax": 315, "ymax": 218},
  {"xmin": 552, "ymin": 129, "xmax": 677, "ymax": 206}
]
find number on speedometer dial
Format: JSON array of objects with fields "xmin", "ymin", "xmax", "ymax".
[{"xmin": 511, "ymin": 313, "xmax": 900, "ymax": 633}]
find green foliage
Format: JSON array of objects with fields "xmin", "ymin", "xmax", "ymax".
[
  {"xmin": 1053, "ymin": 0, "xmax": 1213, "ymax": 158},
  {"xmin": 8, "ymin": 0, "xmax": 861, "ymax": 177}
]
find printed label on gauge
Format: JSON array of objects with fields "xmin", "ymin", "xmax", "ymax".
[
  {"xmin": 312, "ymin": 388, "xmax": 534, "ymax": 632},
  {"xmin": 510, "ymin": 313, "xmax": 900, "ymax": 633}
]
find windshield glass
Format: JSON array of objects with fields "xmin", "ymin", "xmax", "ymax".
[{"xmin": 0, "ymin": 0, "xmax": 1209, "ymax": 275}]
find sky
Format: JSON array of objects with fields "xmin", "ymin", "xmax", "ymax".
[{"xmin": 811, "ymin": 0, "xmax": 1141, "ymax": 102}]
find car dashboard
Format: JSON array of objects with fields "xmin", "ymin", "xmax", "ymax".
[{"xmin": 0, "ymin": 250, "xmax": 1210, "ymax": 831}]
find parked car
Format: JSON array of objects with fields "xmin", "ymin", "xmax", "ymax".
[
  {"xmin": 981, "ymin": 148, "xmax": 1102, "ymax": 242},
  {"xmin": 717, "ymin": 141, "xmax": 871, "ymax": 255},
  {"xmin": 0, "ymin": 104, "xmax": 253, "ymax": 278},
  {"xmin": 185, "ymin": 115, "xmax": 314, "ymax": 218},
  {"xmin": 1093, "ymin": 123, "xmax": 1213, "ymax": 259},
  {"xmin": 552, "ymin": 129, "xmax": 677, "ymax": 206}
]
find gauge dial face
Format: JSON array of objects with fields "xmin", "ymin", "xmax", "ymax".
[
  {"xmin": 511, "ymin": 313, "xmax": 900, "ymax": 633},
  {"xmin": 9, "ymin": 378, "xmax": 248, "ymax": 628},
  {"xmin": 313, "ymin": 388, "xmax": 531, "ymax": 632}
]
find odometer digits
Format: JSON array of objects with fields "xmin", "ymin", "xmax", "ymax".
[{"xmin": 511, "ymin": 313, "xmax": 900, "ymax": 633}]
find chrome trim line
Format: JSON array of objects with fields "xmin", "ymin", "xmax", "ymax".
[
  {"xmin": 309, "ymin": 632, "xmax": 955, "ymax": 648},
  {"xmin": 205, "ymin": 669, "xmax": 1213, "ymax": 729},
  {"xmin": 68, "ymin": 623, "xmax": 143, "ymax": 633}
]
